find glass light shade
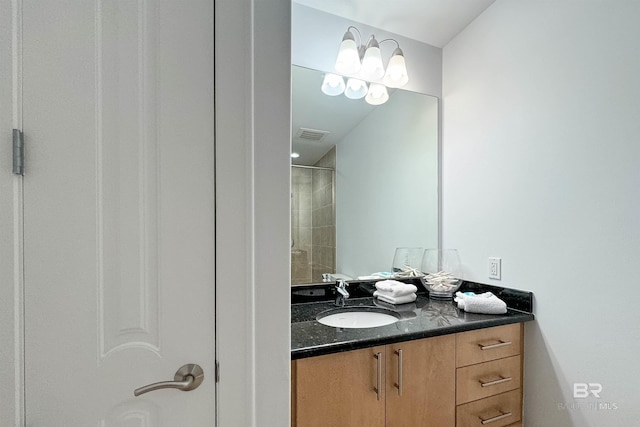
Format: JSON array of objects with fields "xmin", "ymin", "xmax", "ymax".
[
  {"xmin": 344, "ymin": 78, "xmax": 368, "ymax": 99},
  {"xmin": 321, "ymin": 73, "xmax": 346, "ymax": 96},
  {"xmin": 360, "ymin": 45, "xmax": 385, "ymax": 80},
  {"xmin": 335, "ymin": 33, "xmax": 361, "ymax": 75},
  {"xmin": 383, "ymin": 48, "xmax": 409, "ymax": 88},
  {"xmin": 365, "ymin": 83, "xmax": 389, "ymax": 105}
]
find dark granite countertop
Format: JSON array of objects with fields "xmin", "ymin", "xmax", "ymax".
[{"xmin": 291, "ymin": 280, "xmax": 534, "ymax": 360}]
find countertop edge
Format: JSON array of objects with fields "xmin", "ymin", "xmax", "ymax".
[{"xmin": 291, "ymin": 310, "xmax": 534, "ymax": 360}]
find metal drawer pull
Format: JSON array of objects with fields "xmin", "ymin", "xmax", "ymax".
[
  {"xmin": 479, "ymin": 410, "xmax": 512, "ymax": 425},
  {"xmin": 479, "ymin": 340, "xmax": 512, "ymax": 350},
  {"xmin": 479, "ymin": 376, "xmax": 513, "ymax": 387},
  {"xmin": 394, "ymin": 349, "xmax": 403, "ymax": 396},
  {"xmin": 134, "ymin": 363, "xmax": 204, "ymax": 396},
  {"xmin": 374, "ymin": 352, "xmax": 383, "ymax": 401}
]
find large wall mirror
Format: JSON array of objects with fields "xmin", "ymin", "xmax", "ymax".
[{"xmin": 291, "ymin": 65, "xmax": 438, "ymax": 285}]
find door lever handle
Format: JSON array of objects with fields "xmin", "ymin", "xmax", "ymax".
[{"xmin": 134, "ymin": 363, "xmax": 204, "ymax": 396}]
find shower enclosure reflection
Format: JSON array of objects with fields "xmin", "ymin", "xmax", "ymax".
[{"xmin": 291, "ymin": 148, "xmax": 336, "ymax": 285}]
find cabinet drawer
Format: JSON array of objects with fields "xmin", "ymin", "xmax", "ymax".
[
  {"xmin": 456, "ymin": 389, "xmax": 521, "ymax": 427},
  {"xmin": 456, "ymin": 324, "xmax": 521, "ymax": 367},
  {"xmin": 457, "ymin": 355, "xmax": 521, "ymax": 404}
]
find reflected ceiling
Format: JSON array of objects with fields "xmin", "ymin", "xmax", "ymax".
[{"xmin": 291, "ymin": 66, "xmax": 398, "ymax": 165}]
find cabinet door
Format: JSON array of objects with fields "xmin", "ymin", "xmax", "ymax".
[
  {"xmin": 293, "ymin": 346, "xmax": 385, "ymax": 427},
  {"xmin": 386, "ymin": 335, "xmax": 456, "ymax": 427}
]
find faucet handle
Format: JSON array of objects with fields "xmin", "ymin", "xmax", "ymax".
[
  {"xmin": 334, "ymin": 279, "xmax": 349, "ymax": 306},
  {"xmin": 336, "ymin": 279, "xmax": 349, "ymax": 297}
]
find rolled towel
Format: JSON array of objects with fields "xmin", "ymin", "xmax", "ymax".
[
  {"xmin": 374, "ymin": 280, "xmax": 418, "ymax": 297},
  {"xmin": 454, "ymin": 292, "xmax": 507, "ymax": 315},
  {"xmin": 374, "ymin": 290, "xmax": 417, "ymax": 305},
  {"xmin": 357, "ymin": 272, "xmax": 394, "ymax": 280}
]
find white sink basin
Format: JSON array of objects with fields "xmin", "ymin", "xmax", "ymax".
[{"xmin": 317, "ymin": 308, "xmax": 400, "ymax": 328}]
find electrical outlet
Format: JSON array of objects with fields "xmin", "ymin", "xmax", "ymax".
[{"xmin": 489, "ymin": 257, "xmax": 501, "ymax": 280}]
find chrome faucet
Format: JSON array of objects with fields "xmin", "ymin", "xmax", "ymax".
[{"xmin": 334, "ymin": 279, "xmax": 350, "ymax": 306}]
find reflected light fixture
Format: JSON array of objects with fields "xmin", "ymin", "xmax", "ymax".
[
  {"xmin": 322, "ymin": 26, "xmax": 409, "ymax": 105},
  {"xmin": 291, "ymin": 152, "xmax": 300, "ymax": 158},
  {"xmin": 321, "ymin": 73, "xmax": 346, "ymax": 96},
  {"xmin": 365, "ymin": 83, "xmax": 389, "ymax": 106},
  {"xmin": 344, "ymin": 78, "xmax": 368, "ymax": 99}
]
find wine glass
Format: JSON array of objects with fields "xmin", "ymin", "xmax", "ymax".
[
  {"xmin": 391, "ymin": 247, "xmax": 423, "ymax": 277},
  {"xmin": 420, "ymin": 249, "xmax": 462, "ymax": 299}
]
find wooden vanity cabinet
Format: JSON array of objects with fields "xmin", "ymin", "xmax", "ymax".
[
  {"xmin": 291, "ymin": 335, "xmax": 455, "ymax": 427},
  {"xmin": 292, "ymin": 346, "xmax": 386, "ymax": 427},
  {"xmin": 385, "ymin": 335, "xmax": 455, "ymax": 427},
  {"xmin": 292, "ymin": 323, "xmax": 525, "ymax": 427},
  {"xmin": 455, "ymin": 323, "xmax": 524, "ymax": 427}
]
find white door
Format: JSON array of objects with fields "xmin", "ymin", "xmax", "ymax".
[{"xmin": 22, "ymin": 1, "xmax": 215, "ymax": 425}]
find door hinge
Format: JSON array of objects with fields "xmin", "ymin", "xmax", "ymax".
[
  {"xmin": 12, "ymin": 129, "xmax": 24, "ymax": 175},
  {"xmin": 215, "ymin": 360, "xmax": 220, "ymax": 383}
]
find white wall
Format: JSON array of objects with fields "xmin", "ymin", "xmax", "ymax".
[
  {"xmin": 337, "ymin": 91, "xmax": 438, "ymax": 276},
  {"xmin": 443, "ymin": 1, "xmax": 640, "ymax": 425},
  {"xmin": 252, "ymin": 0, "xmax": 292, "ymax": 423},
  {"xmin": 292, "ymin": 3, "xmax": 442, "ymax": 97}
]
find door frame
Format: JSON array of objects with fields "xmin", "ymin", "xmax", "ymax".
[
  {"xmin": 0, "ymin": 0, "xmax": 291, "ymax": 425},
  {"xmin": 215, "ymin": 0, "xmax": 291, "ymax": 425},
  {"xmin": 0, "ymin": 0, "xmax": 25, "ymax": 424}
]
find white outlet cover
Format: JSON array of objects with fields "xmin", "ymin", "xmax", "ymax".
[{"xmin": 489, "ymin": 257, "xmax": 501, "ymax": 280}]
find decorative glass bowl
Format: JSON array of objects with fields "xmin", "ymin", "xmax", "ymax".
[
  {"xmin": 420, "ymin": 249, "xmax": 463, "ymax": 299},
  {"xmin": 391, "ymin": 247, "xmax": 423, "ymax": 277}
]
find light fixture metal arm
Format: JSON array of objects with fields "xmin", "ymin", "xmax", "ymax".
[
  {"xmin": 346, "ymin": 25, "xmax": 362, "ymax": 46},
  {"xmin": 378, "ymin": 38, "xmax": 401, "ymax": 49}
]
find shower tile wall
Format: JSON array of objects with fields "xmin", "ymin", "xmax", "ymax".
[
  {"xmin": 291, "ymin": 147, "xmax": 336, "ymax": 285},
  {"xmin": 291, "ymin": 167, "xmax": 312, "ymax": 284},
  {"xmin": 311, "ymin": 148, "xmax": 336, "ymax": 282}
]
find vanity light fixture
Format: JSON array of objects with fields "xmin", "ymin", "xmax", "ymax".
[
  {"xmin": 335, "ymin": 30, "xmax": 362, "ymax": 75},
  {"xmin": 323, "ymin": 26, "xmax": 409, "ymax": 105},
  {"xmin": 383, "ymin": 47, "xmax": 409, "ymax": 88},
  {"xmin": 334, "ymin": 27, "xmax": 409, "ymax": 85},
  {"xmin": 360, "ymin": 36, "xmax": 385, "ymax": 80}
]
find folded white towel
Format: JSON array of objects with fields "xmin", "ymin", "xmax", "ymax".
[
  {"xmin": 373, "ymin": 298, "xmax": 417, "ymax": 314},
  {"xmin": 374, "ymin": 290, "xmax": 417, "ymax": 305},
  {"xmin": 374, "ymin": 280, "xmax": 418, "ymax": 297},
  {"xmin": 454, "ymin": 292, "xmax": 507, "ymax": 315}
]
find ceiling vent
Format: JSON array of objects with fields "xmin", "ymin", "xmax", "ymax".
[{"xmin": 295, "ymin": 127, "xmax": 330, "ymax": 142}]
